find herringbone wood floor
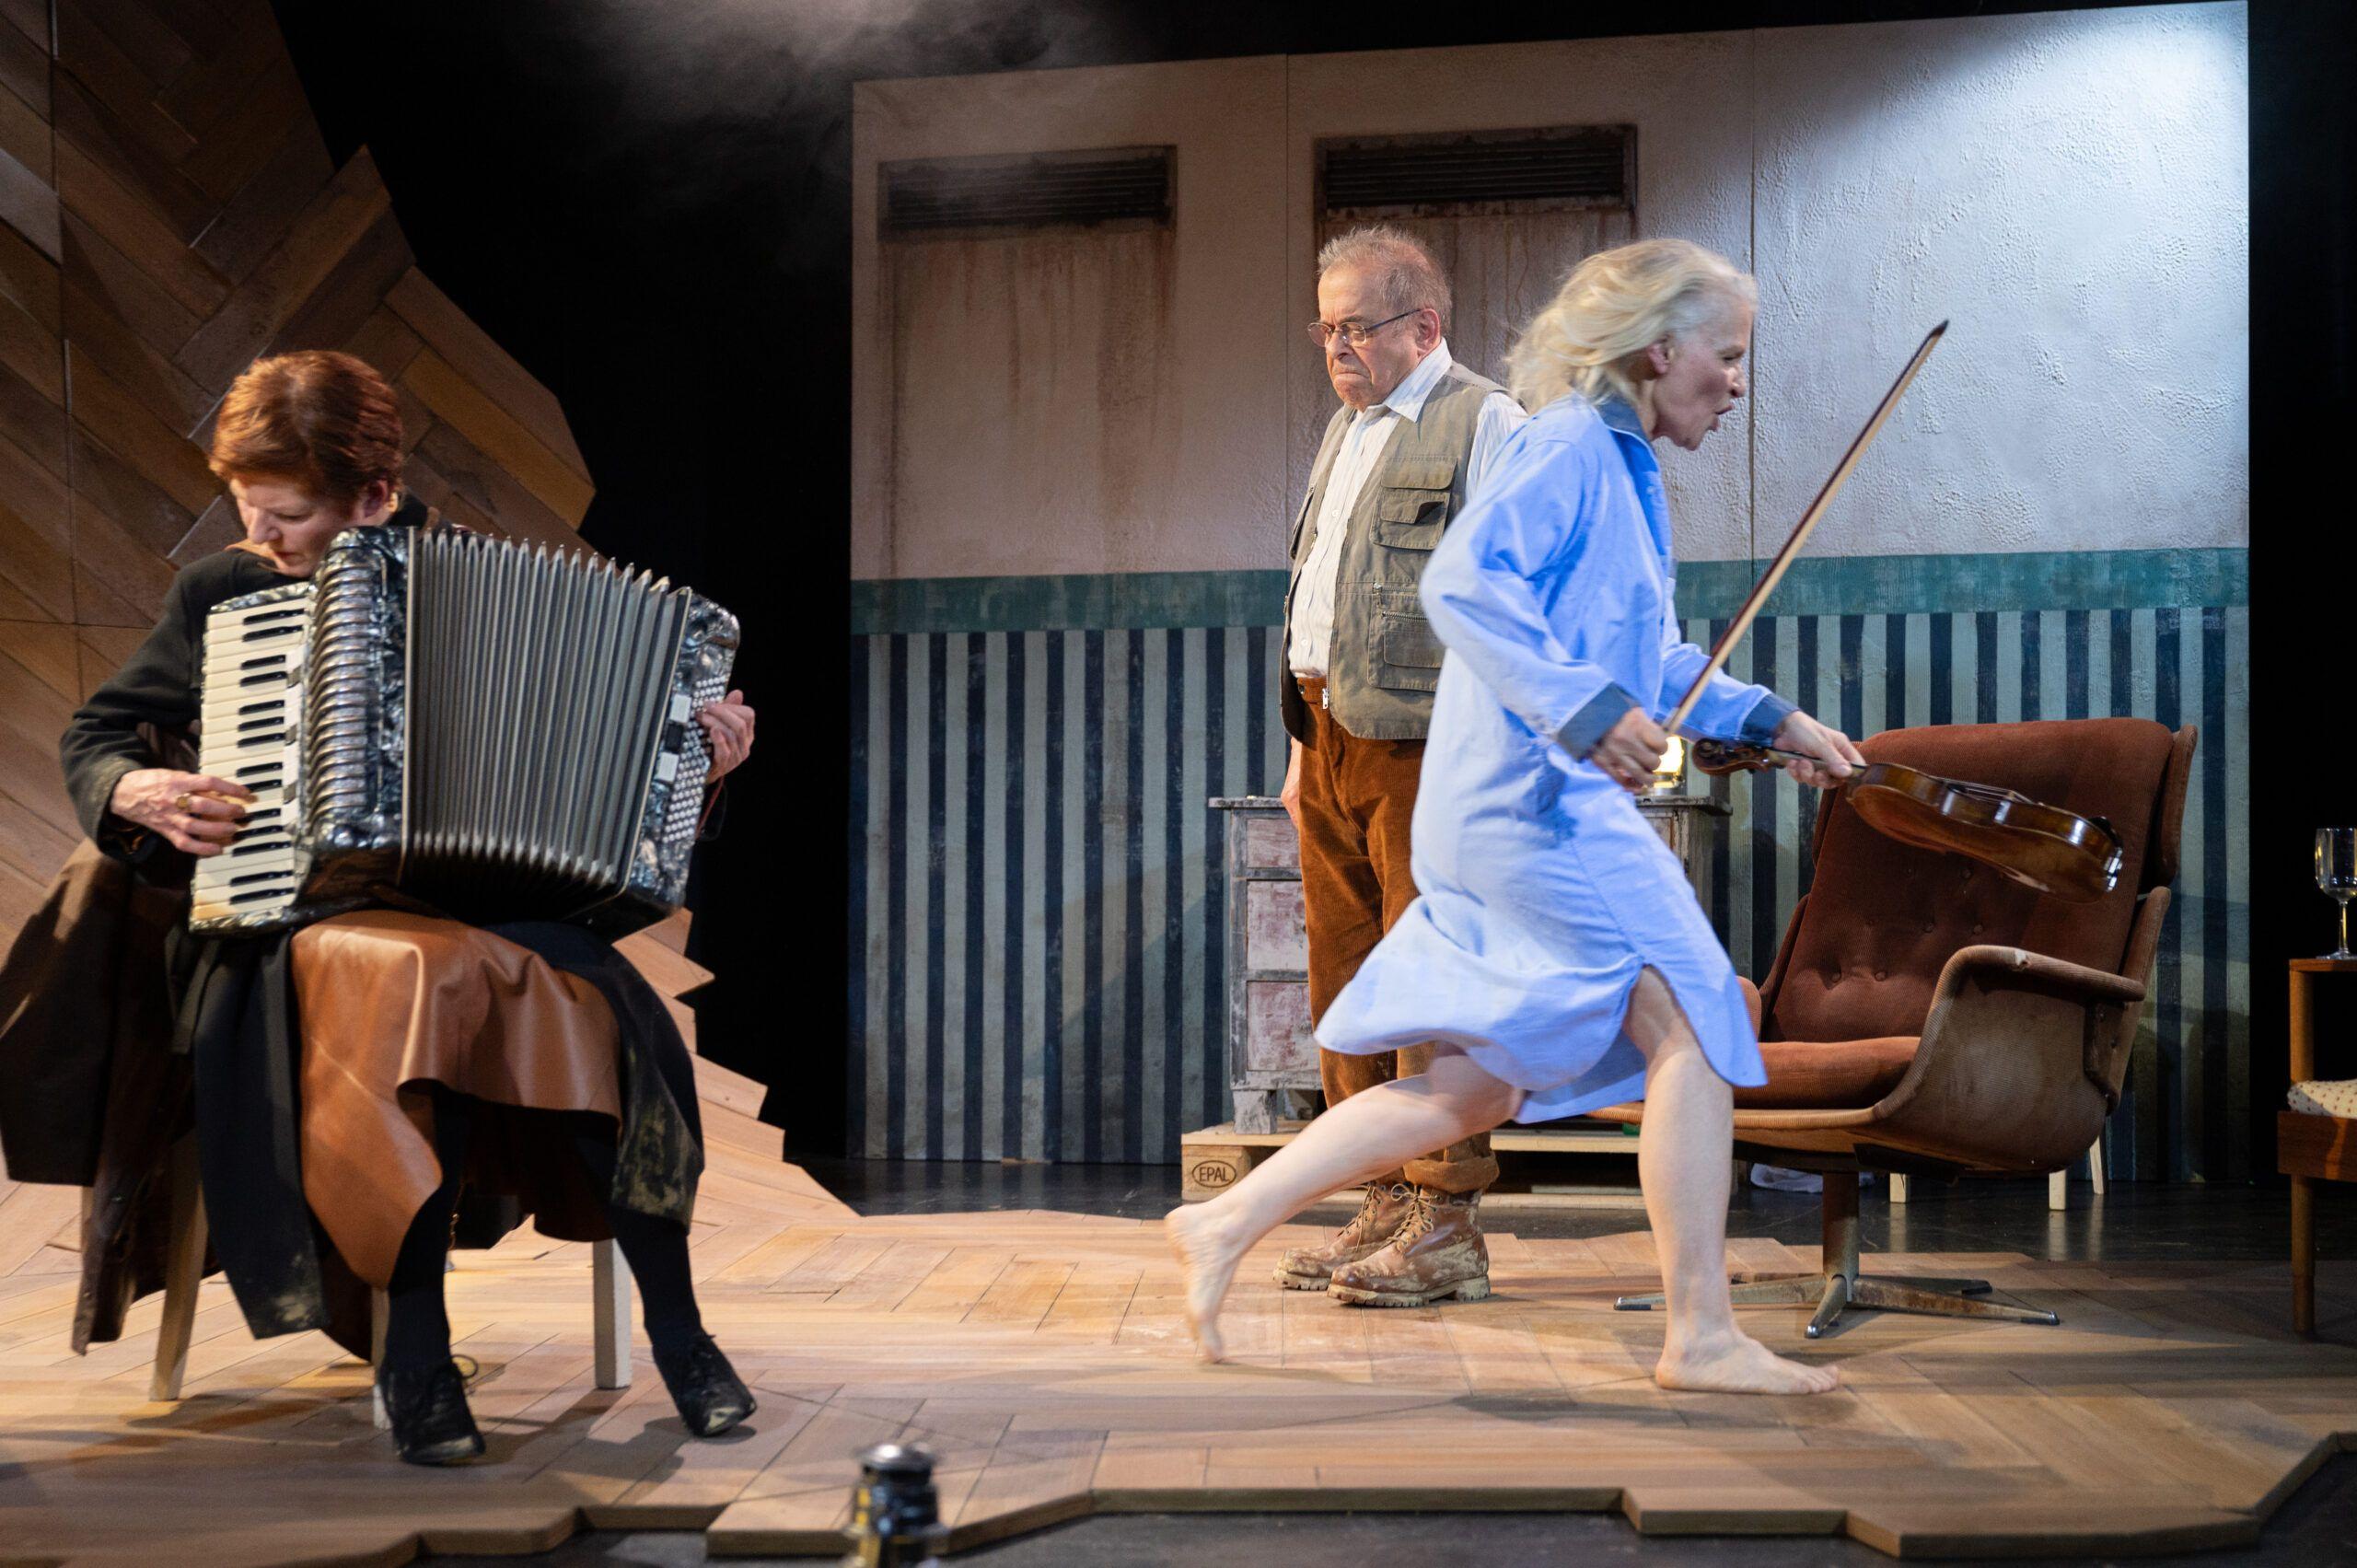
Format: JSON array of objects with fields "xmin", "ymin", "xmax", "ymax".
[
  {"xmin": 0, "ymin": 0, "xmax": 593, "ymax": 951},
  {"xmin": 2, "ymin": 913, "xmax": 2354, "ymax": 1568}
]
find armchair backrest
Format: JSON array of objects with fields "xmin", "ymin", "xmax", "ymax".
[{"xmin": 1761, "ymin": 718, "xmax": 2195, "ymax": 1044}]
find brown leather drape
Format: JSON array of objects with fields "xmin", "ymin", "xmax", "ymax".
[{"xmin": 291, "ymin": 912, "xmax": 621, "ymax": 1285}]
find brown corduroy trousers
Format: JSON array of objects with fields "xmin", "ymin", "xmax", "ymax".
[{"xmin": 1297, "ymin": 700, "xmax": 1498, "ymax": 1195}]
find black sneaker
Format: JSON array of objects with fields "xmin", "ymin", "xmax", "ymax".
[
  {"xmin": 377, "ymin": 1359, "xmax": 485, "ymax": 1466},
  {"xmin": 652, "ymin": 1332, "xmax": 755, "ymax": 1437}
]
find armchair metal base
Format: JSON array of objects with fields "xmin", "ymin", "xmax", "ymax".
[{"xmin": 1610, "ymin": 1167, "xmax": 2061, "ymax": 1339}]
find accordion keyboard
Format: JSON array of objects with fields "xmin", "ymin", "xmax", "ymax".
[{"xmin": 190, "ymin": 589, "xmax": 313, "ymax": 929}]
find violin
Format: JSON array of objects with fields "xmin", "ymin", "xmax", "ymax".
[
  {"xmin": 1657, "ymin": 320, "xmax": 2122, "ymax": 904},
  {"xmin": 1689, "ymin": 740, "xmax": 2124, "ymax": 903}
]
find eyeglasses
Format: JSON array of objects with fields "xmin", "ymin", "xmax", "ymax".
[{"xmin": 1304, "ymin": 308, "xmax": 1422, "ymax": 349}]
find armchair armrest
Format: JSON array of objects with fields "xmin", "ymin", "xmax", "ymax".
[
  {"xmin": 1930, "ymin": 944, "xmax": 2145, "ymax": 1011},
  {"xmin": 1880, "ymin": 943, "xmax": 2147, "ymax": 1172}
]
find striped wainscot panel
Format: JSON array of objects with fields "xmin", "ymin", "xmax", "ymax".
[{"xmin": 850, "ymin": 551, "xmax": 2249, "ymax": 1179}]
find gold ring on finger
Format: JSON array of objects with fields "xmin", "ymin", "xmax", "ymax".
[{"xmin": 176, "ymin": 792, "xmax": 192, "ymax": 813}]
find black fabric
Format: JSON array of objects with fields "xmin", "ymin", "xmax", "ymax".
[
  {"xmin": 381, "ymin": 1092, "xmax": 471, "ymax": 1376},
  {"xmin": 572, "ymin": 1124, "xmax": 702, "ymax": 1355}
]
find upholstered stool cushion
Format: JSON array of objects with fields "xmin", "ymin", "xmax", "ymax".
[
  {"xmin": 2289, "ymin": 1080, "xmax": 2357, "ymax": 1119},
  {"xmin": 1736, "ymin": 1037, "xmax": 1921, "ymax": 1109}
]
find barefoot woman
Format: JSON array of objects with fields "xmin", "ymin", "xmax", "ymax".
[{"xmin": 1168, "ymin": 240, "xmax": 1864, "ymax": 1395}]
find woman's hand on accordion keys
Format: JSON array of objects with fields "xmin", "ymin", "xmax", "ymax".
[
  {"xmin": 696, "ymin": 690, "xmax": 754, "ymax": 782},
  {"xmin": 109, "ymin": 768, "xmax": 253, "ymax": 856}
]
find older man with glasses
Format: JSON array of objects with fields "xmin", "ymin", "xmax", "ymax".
[{"xmin": 1275, "ymin": 225, "xmax": 1526, "ymax": 1308}]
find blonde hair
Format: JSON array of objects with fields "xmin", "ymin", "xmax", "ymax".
[
  {"xmin": 1317, "ymin": 224, "xmax": 1452, "ymax": 332},
  {"xmin": 1504, "ymin": 238, "xmax": 1756, "ymax": 414}
]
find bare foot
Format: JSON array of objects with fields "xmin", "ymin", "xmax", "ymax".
[
  {"xmin": 1655, "ymin": 1328, "xmax": 1840, "ymax": 1395},
  {"xmin": 1164, "ymin": 1202, "xmax": 1251, "ymax": 1363}
]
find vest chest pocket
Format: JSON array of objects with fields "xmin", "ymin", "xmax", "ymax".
[
  {"xmin": 1373, "ymin": 486, "xmax": 1448, "ymax": 551},
  {"xmin": 1369, "ymin": 584, "xmax": 1445, "ymax": 691}
]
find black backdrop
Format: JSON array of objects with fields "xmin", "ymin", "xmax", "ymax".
[{"xmin": 272, "ymin": 1, "xmax": 2351, "ymax": 1167}]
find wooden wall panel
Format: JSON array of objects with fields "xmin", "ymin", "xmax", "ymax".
[{"xmin": 0, "ymin": 0, "xmax": 595, "ymax": 952}]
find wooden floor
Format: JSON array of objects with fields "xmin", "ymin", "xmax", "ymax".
[{"xmin": 5, "ymin": 991, "xmax": 2357, "ymax": 1564}]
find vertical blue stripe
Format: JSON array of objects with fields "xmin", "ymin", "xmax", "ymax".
[
  {"xmin": 1838, "ymin": 616, "xmax": 1863, "ymax": 740},
  {"xmin": 2200, "ymin": 606, "xmax": 2230, "ymax": 1178},
  {"xmin": 1749, "ymin": 615, "xmax": 1780, "ymax": 981},
  {"xmin": 2065, "ymin": 609, "xmax": 2090, "ymax": 719},
  {"xmin": 1795, "ymin": 616, "xmax": 1819, "ymax": 894},
  {"xmin": 963, "ymin": 640, "xmax": 987, "ymax": 1157},
  {"xmin": 1126, "ymin": 627, "xmax": 1155, "ymax": 1159},
  {"xmin": 1082, "ymin": 630, "xmax": 1106, "ymax": 1164},
  {"xmin": 848, "ymin": 635, "xmax": 870, "ymax": 1156},
  {"xmin": 1975, "ymin": 611, "xmax": 1998, "ymax": 724},
  {"xmin": 1927, "ymin": 610, "xmax": 1953, "ymax": 726},
  {"xmin": 2020, "ymin": 610, "xmax": 2042, "ymax": 720},
  {"xmin": 1706, "ymin": 618, "xmax": 1732, "ymax": 944},
  {"xmin": 1883, "ymin": 612, "xmax": 1909, "ymax": 734},
  {"xmin": 1247, "ymin": 631, "xmax": 1270, "ymax": 794},
  {"xmin": 2154, "ymin": 608, "xmax": 2183, "ymax": 1178},
  {"xmin": 1002, "ymin": 633, "xmax": 1026, "ymax": 1158},
  {"xmin": 1041, "ymin": 632, "xmax": 1064, "ymax": 1161},
  {"xmin": 1202, "ymin": 629, "xmax": 1229, "ymax": 1131},
  {"xmin": 924, "ymin": 634, "xmax": 947, "ymax": 1160},
  {"xmin": 1164, "ymin": 632, "xmax": 1187, "ymax": 1162},
  {"xmin": 885, "ymin": 635, "xmax": 910, "ymax": 1157}
]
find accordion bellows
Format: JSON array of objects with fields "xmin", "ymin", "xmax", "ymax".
[{"xmin": 191, "ymin": 526, "xmax": 739, "ymax": 937}]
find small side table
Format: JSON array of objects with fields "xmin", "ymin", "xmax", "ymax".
[{"xmin": 2282, "ymin": 957, "xmax": 2357, "ymax": 1333}]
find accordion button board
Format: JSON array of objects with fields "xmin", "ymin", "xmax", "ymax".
[{"xmin": 187, "ymin": 524, "xmax": 739, "ymax": 939}]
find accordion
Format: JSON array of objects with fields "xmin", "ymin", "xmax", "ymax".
[{"xmin": 190, "ymin": 525, "xmax": 739, "ymax": 938}]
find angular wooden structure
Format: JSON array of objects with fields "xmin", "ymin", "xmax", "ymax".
[{"xmin": 0, "ymin": 0, "xmax": 593, "ymax": 948}]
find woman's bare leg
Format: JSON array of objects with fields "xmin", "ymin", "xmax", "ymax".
[
  {"xmin": 1165, "ymin": 1051, "xmax": 1519, "ymax": 1361},
  {"xmin": 1624, "ymin": 968, "xmax": 1839, "ymax": 1395}
]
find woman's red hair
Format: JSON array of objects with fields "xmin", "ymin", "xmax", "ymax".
[{"xmin": 207, "ymin": 351, "xmax": 403, "ymax": 505}]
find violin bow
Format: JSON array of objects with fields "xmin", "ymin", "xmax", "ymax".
[{"xmin": 1663, "ymin": 320, "xmax": 1948, "ymax": 739}]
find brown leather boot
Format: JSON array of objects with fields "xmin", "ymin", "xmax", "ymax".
[
  {"xmin": 1329, "ymin": 1187, "xmax": 1491, "ymax": 1307},
  {"xmin": 1272, "ymin": 1180, "xmax": 1416, "ymax": 1291}
]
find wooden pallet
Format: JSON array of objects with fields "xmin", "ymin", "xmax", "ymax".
[{"xmin": 1180, "ymin": 1120, "xmax": 1642, "ymax": 1201}]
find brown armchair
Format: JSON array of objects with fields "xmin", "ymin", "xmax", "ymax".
[{"xmin": 1600, "ymin": 717, "xmax": 2196, "ymax": 1338}]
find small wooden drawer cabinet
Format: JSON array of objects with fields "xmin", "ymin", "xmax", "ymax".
[{"xmin": 1208, "ymin": 796, "xmax": 1313, "ymax": 1132}]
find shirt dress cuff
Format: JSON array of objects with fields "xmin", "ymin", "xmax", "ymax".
[
  {"xmin": 1738, "ymin": 692, "xmax": 1798, "ymax": 746},
  {"xmin": 1555, "ymin": 683, "xmax": 1643, "ymax": 759}
]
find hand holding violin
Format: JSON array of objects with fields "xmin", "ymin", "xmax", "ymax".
[{"xmin": 1767, "ymin": 710, "xmax": 1866, "ymax": 790}]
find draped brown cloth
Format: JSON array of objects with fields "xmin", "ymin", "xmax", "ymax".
[{"xmin": 291, "ymin": 911, "xmax": 623, "ymax": 1287}]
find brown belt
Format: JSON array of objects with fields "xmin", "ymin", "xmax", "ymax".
[{"xmin": 1295, "ymin": 675, "xmax": 1328, "ymax": 710}]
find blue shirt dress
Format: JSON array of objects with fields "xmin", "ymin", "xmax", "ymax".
[{"xmin": 1314, "ymin": 393, "xmax": 1796, "ymax": 1122}]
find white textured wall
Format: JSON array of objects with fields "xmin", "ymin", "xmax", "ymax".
[
  {"xmin": 851, "ymin": 2, "xmax": 2247, "ymax": 578},
  {"xmin": 1752, "ymin": 5, "xmax": 2247, "ymax": 556}
]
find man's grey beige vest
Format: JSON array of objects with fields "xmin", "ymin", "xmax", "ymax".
[{"xmin": 1281, "ymin": 359, "xmax": 1510, "ymax": 744}]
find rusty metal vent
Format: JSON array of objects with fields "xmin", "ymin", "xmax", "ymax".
[
  {"xmin": 1318, "ymin": 128, "xmax": 1633, "ymax": 215},
  {"xmin": 881, "ymin": 147, "xmax": 1173, "ymax": 236}
]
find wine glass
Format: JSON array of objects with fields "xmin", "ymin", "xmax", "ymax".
[{"xmin": 2319, "ymin": 828, "xmax": 2357, "ymax": 959}]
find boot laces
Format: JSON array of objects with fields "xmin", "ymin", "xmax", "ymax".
[
  {"xmin": 1348, "ymin": 1181, "xmax": 1408, "ymax": 1243},
  {"xmin": 1398, "ymin": 1188, "xmax": 1472, "ymax": 1243}
]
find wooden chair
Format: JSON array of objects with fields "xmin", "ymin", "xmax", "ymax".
[
  {"xmin": 2282, "ymin": 958, "xmax": 2357, "ymax": 1334},
  {"xmin": 1602, "ymin": 718, "xmax": 2194, "ymax": 1338},
  {"xmin": 148, "ymin": 1134, "xmax": 633, "ymax": 1423}
]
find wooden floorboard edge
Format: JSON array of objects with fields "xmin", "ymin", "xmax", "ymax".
[
  {"xmin": 700, "ymin": 1471, "xmax": 2352, "ymax": 1563},
  {"xmin": 1845, "ymin": 1511, "xmax": 2262, "ymax": 1559},
  {"xmin": 577, "ymin": 1502, "xmax": 731, "ymax": 1532}
]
